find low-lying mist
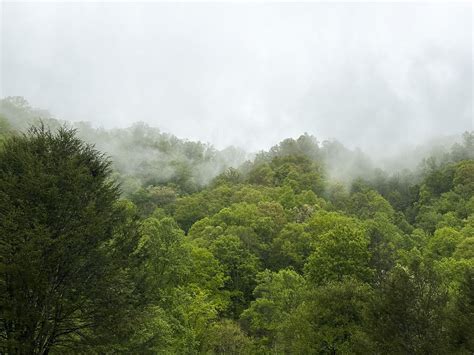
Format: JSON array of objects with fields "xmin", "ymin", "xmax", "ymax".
[{"xmin": 1, "ymin": 96, "xmax": 471, "ymax": 198}]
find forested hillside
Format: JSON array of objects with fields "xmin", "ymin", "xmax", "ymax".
[{"xmin": 1, "ymin": 98, "xmax": 473, "ymax": 354}]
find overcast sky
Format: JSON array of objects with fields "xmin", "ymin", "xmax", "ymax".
[{"xmin": 1, "ymin": 2, "xmax": 472, "ymax": 153}]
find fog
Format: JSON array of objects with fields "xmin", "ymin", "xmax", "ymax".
[{"xmin": 1, "ymin": 2, "xmax": 472, "ymax": 155}]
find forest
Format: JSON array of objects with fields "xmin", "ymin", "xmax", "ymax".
[{"xmin": 0, "ymin": 97, "xmax": 473, "ymax": 354}]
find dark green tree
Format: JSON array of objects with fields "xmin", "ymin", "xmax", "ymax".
[
  {"xmin": 447, "ymin": 267, "xmax": 474, "ymax": 353},
  {"xmin": 285, "ymin": 278, "xmax": 374, "ymax": 354},
  {"xmin": 370, "ymin": 262, "xmax": 449, "ymax": 354},
  {"xmin": 0, "ymin": 125, "xmax": 141, "ymax": 353}
]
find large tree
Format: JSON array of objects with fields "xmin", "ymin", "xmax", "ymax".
[{"xmin": 0, "ymin": 125, "xmax": 140, "ymax": 353}]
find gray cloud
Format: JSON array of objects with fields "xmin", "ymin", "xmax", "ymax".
[{"xmin": 1, "ymin": 2, "xmax": 472, "ymax": 154}]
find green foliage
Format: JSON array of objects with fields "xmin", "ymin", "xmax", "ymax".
[
  {"xmin": 209, "ymin": 235, "xmax": 261, "ymax": 318},
  {"xmin": 247, "ymin": 154, "xmax": 325, "ymax": 194},
  {"xmin": 270, "ymin": 222, "xmax": 313, "ymax": 271},
  {"xmin": 0, "ymin": 126, "xmax": 142, "ymax": 353},
  {"xmin": 189, "ymin": 201, "xmax": 287, "ymax": 265},
  {"xmin": 451, "ymin": 132, "xmax": 474, "ymax": 161},
  {"xmin": 1, "ymin": 107, "xmax": 472, "ymax": 353},
  {"xmin": 286, "ymin": 278, "xmax": 374, "ymax": 354},
  {"xmin": 427, "ymin": 227, "xmax": 465, "ymax": 260},
  {"xmin": 130, "ymin": 185, "xmax": 177, "ymax": 217},
  {"xmin": 0, "ymin": 97, "xmax": 62, "ymax": 131},
  {"xmin": 241, "ymin": 269, "xmax": 306, "ymax": 349},
  {"xmin": 453, "ymin": 160, "xmax": 474, "ymax": 198},
  {"xmin": 201, "ymin": 319, "xmax": 255, "ymax": 354},
  {"xmin": 365, "ymin": 215, "xmax": 404, "ymax": 284},
  {"xmin": 304, "ymin": 222, "xmax": 372, "ymax": 285},
  {"xmin": 447, "ymin": 267, "xmax": 474, "ymax": 353},
  {"xmin": 370, "ymin": 262, "xmax": 450, "ymax": 354},
  {"xmin": 0, "ymin": 115, "xmax": 12, "ymax": 147},
  {"xmin": 348, "ymin": 189, "xmax": 395, "ymax": 220},
  {"xmin": 136, "ymin": 216, "xmax": 189, "ymax": 296}
]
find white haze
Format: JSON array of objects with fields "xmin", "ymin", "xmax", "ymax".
[{"xmin": 1, "ymin": 2, "xmax": 472, "ymax": 157}]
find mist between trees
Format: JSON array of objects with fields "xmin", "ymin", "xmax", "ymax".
[
  {"xmin": 0, "ymin": 96, "xmax": 473, "ymax": 354},
  {"xmin": 0, "ymin": 96, "xmax": 469, "ymax": 195}
]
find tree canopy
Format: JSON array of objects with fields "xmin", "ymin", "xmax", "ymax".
[{"xmin": 0, "ymin": 100, "xmax": 472, "ymax": 353}]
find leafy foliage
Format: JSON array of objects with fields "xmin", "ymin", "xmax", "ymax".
[
  {"xmin": 0, "ymin": 102, "xmax": 472, "ymax": 353},
  {"xmin": 0, "ymin": 126, "xmax": 142, "ymax": 352}
]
